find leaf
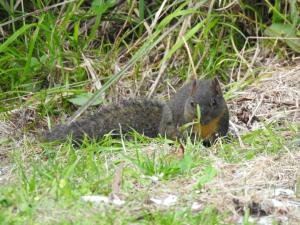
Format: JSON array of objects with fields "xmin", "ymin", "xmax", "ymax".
[
  {"xmin": 271, "ymin": 0, "xmax": 282, "ymax": 24},
  {"xmin": 289, "ymin": 0, "xmax": 299, "ymax": 26},
  {"xmin": 40, "ymin": 54, "xmax": 48, "ymax": 64},
  {"xmin": 265, "ymin": 23, "xmax": 300, "ymax": 53},
  {"xmin": 68, "ymin": 92, "xmax": 103, "ymax": 106},
  {"xmin": 196, "ymin": 104, "xmax": 201, "ymax": 124},
  {"xmin": 0, "ymin": 137, "xmax": 11, "ymax": 145},
  {"xmin": 30, "ymin": 57, "xmax": 40, "ymax": 68},
  {"xmin": 92, "ymin": 0, "xmax": 116, "ymax": 15}
]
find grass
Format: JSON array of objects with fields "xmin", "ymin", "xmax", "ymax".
[
  {"xmin": 0, "ymin": 124, "xmax": 298, "ymax": 224},
  {"xmin": 1, "ymin": 0, "xmax": 300, "ymax": 224}
]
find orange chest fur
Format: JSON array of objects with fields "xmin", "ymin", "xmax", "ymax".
[{"xmin": 193, "ymin": 114, "xmax": 222, "ymax": 140}]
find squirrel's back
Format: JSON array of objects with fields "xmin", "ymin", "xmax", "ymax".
[{"xmin": 42, "ymin": 99, "xmax": 165, "ymax": 142}]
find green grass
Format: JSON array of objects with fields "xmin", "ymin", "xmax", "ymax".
[
  {"xmin": 0, "ymin": 124, "xmax": 298, "ymax": 224},
  {"xmin": 0, "ymin": 0, "xmax": 299, "ymax": 224}
]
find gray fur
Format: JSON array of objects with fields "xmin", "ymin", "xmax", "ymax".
[
  {"xmin": 42, "ymin": 79, "xmax": 229, "ymax": 143},
  {"xmin": 42, "ymin": 99, "xmax": 165, "ymax": 142}
]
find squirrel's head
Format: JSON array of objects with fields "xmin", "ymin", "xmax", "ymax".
[{"xmin": 184, "ymin": 78, "xmax": 226, "ymax": 125}]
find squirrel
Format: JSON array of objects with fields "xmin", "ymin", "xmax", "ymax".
[{"xmin": 42, "ymin": 78, "xmax": 229, "ymax": 145}]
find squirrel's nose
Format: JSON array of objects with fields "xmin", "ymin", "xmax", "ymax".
[{"xmin": 200, "ymin": 117, "xmax": 210, "ymax": 125}]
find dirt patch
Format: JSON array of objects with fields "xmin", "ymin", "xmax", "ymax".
[
  {"xmin": 205, "ymin": 151, "xmax": 300, "ymax": 224},
  {"xmin": 228, "ymin": 65, "xmax": 300, "ymax": 134}
]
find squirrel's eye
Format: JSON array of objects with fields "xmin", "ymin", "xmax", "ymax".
[
  {"xmin": 190, "ymin": 101, "xmax": 195, "ymax": 107},
  {"xmin": 211, "ymin": 98, "xmax": 217, "ymax": 107}
]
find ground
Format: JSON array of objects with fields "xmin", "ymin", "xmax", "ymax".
[{"xmin": 0, "ymin": 61, "xmax": 299, "ymax": 224}]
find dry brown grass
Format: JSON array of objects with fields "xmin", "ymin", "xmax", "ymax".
[{"xmin": 229, "ymin": 63, "xmax": 300, "ymax": 132}]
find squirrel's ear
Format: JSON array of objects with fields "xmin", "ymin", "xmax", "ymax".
[
  {"xmin": 212, "ymin": 78, "xmax": 222, "ymax": 95},
  {"xmin": 190, "ymin": 79, "xmax": 197, "ymax": 96}
]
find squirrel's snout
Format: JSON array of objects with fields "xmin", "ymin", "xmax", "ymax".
[{"xmin": 200, "ymin": 117, "xmax": 210, "ymax": 125}]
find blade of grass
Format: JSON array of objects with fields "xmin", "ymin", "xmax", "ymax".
[
  {"xmin": 24, "ymin": 15, "xmax": 44, "ymax": 74},
  {"xmin": 162, "ymin": 18, "xmax": 207, "ymax": 63},
  {"xmin": 0, "ymin": 23, "xmax": 36, "ymax": 53}
]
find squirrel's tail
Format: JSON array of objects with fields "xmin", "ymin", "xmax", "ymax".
[
  {"xmin": 40, "ymin": 119, "xmax": 96, "ymax": 142},
  {"xmin": 41, "ymin": 99, "xmax": 165, "ymax": 142}
]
